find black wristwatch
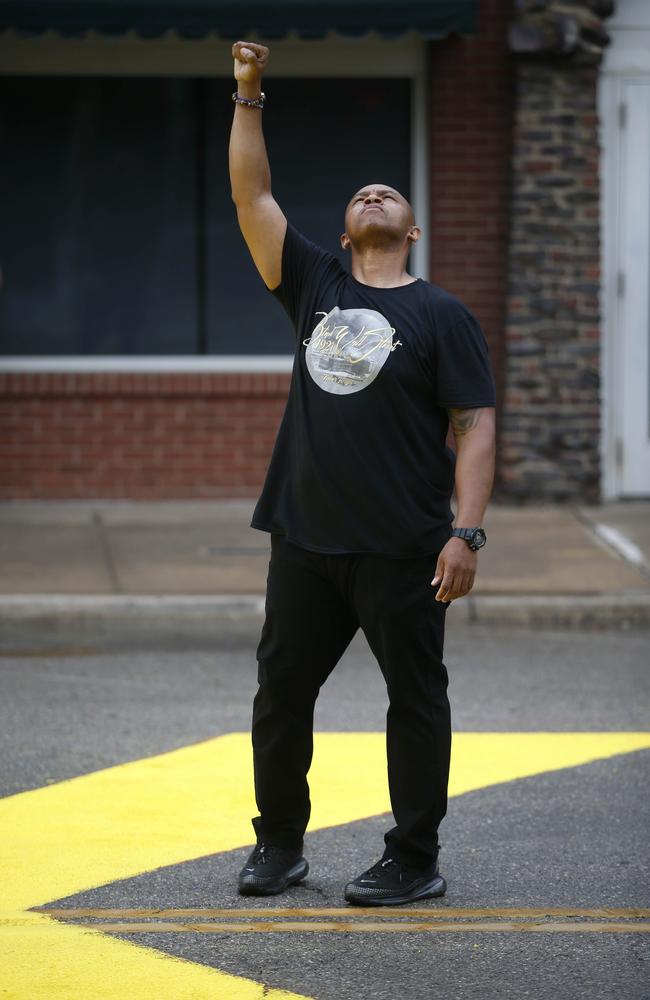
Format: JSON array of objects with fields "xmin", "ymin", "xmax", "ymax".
[{"xmin": 451, "ymin": 526, "xmax": 487, "ymax": 551}]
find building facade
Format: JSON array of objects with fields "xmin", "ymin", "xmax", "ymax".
[
  {"xmin": 1, "ymin": 0, "xmax": 647, "ymax": 501},
  {"xmin": 500, "ymin": 0, "xmax": 650, "ymax": 501}
]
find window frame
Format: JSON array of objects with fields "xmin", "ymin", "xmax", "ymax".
[{"xmin": 0, "ymin": 31, "xmax": 429, "ymax": 374}]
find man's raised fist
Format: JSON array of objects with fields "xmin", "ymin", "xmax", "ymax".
[{"xmin": 232, "ymin": 41, "xmax": 269, "ymax": 84}]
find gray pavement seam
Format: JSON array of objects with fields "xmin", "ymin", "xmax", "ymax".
[
  {"xmin": 571, "ymin": 505, "xmax": 650, "ymax": 583},
  {"xmin": 91, "ymin": 510, "xmax": 122, "ymax": 593}
]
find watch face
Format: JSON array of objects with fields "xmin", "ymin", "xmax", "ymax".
[{"xmin": 473, "ymin": 529, "xmax": 487, "ymax": 548}]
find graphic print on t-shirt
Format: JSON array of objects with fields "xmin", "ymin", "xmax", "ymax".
[{"xmin": 302, "ymin": 306, "xmax": 402, "ymax": 395}]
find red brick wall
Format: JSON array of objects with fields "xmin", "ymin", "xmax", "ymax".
[
  {"xmin": 428, "ymin": 0, "xmax": 513, "ymax": 434},
  {"xmin": 0, "ymin": 372, "xmax": 291, "ymax": 499}
]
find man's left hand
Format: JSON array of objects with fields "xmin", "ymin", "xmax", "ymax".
[{"xmin": 431, "ymin": 537, "xmax": 478, "ymax": 602}]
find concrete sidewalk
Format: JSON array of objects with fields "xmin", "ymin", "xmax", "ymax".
[{"xmin": 1, "ymin": 499, "xmax": 649, "ymax": 630}]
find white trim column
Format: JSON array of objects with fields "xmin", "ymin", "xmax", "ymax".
[{"xmin": 599, "ymin": 0, "xmax": 650, "ymax": 498}]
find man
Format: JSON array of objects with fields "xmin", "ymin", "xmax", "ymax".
[{"xmin": 229, "ymin": 40, "xmax": 496, "ymax": 906}]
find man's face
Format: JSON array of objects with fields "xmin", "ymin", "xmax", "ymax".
[{"xmin": 343, "ymin": 184, "xmax": 416, "ymax": 250}]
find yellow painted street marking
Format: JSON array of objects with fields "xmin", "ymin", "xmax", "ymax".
[
  {"xmin": 37, "ymin": 906, "xmax": 650, "ymax": 920},
  {"xmin": 40, "ymin": 905, "xmax": 650, "ymax": 936},
  {"xmin": 0, "ymin": 909, "xmax": 304, "ymax": 1000},
  {"xmin": 44, "ymin": 920, "xmax": 650, "ymax": 935},
  {"xmin": 6, "ymin": 732, "xmax": 649, "ymax": 914},
  {"xmin": 2, "ymin": 732, "xmax": 649, "ymax": 999}
]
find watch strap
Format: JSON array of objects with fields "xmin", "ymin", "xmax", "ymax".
[
  {"xmin": 452, "ymin": 527, "xmax": 479, "ymax": 540},
  {"xmin": 451, "ymin": 526, "xmax": 487, "ymax": 550}
]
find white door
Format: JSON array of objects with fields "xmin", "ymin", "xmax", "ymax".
[{"xmin": 618, "ymin": 79, "xmax": 650, "ymax": 494}]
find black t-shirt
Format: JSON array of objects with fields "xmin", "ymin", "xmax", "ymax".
[{"xmin": 251, "ymin": 223, "xmax": 496, "ymax": 557}]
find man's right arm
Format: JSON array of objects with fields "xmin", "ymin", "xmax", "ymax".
[{"xmin": 229, "ymin": 41, "xmax": 286, "ymax": 291}]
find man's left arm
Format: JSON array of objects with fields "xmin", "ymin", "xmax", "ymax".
[{"xmin": 431, "ymin": 406, "xmax": 496, "ymax": 602}]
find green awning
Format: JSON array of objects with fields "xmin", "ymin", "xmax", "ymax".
[{"xmin": 0, "ymin": 1, "xmax": 477, "ymax": 40}]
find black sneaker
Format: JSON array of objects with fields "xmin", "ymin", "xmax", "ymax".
[
  {"xmin": 344, "ymin": 855, "xmax": 446, "ymax": 906},
  {"xmin": 238, "ymin": 843, "xmax": 309, "ymax": 896}
]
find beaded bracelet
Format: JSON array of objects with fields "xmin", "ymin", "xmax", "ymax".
[{"xmin": 232, "ymin": 91, "xmax": 266, "ymax": 110}]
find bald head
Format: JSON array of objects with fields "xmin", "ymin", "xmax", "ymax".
[
  {"xmin": 341, "ymin": 183, "xmax": 419, "ymax": 257},
  {"xmin": 346, "ymin": 185, "xmax": 415, "ymax": 227}
]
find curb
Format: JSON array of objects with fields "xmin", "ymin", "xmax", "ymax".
[
  {"xmin": 462, "ymin": 593, "xmax": 650, "ymax": 629},
  {"xmin": 1, "ymin": 592, "xmax": 649, "ymax": 631},
  {"xmin": 0, "ymin": 594, "xmax": 266, "ymax": 621}
]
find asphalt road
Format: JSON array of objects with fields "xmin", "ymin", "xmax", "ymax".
[{"xmin": 1, "ymin": 620, "xmax": 649, "ymax": 1000}]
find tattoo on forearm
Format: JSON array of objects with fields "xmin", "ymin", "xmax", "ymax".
[{"xmin": 448, "ymin": 408, "xmax": 481, "ymax": 437}]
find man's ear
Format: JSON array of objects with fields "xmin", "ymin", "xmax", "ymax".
[
  {"xmin": 340, "ymin": 232, "xmax": 351, "ymax": 251},
  {"xmin": 407, "ymin": 226, "xmax": 422, "ymax": 245}
]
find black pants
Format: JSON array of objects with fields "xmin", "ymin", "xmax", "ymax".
[{"xmin": 251, "ymin": 533, "xmax": 451, "ymax": 868}]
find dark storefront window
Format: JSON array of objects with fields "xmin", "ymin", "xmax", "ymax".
[{"xmin": 0, "ymin": 75, "xmax": 411, "ymax": 356}]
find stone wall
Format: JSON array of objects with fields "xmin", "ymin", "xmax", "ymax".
[{"xmin": 498, "ymin": 60, "xmax": 602, "ymax": 502}]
